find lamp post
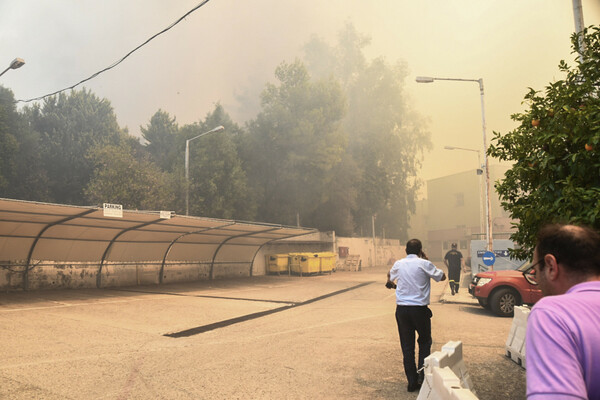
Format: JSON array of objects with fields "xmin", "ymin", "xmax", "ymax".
[
  {"xmin": 185, "ymin": 125, "xmax": 225, "ymax": 216},
  {"xmin": 416, "ymin": 76, "xmax": 493, "ymax": 251},
  {"xmin": 444, "ymin": 145, "xmax": 485, "ymax": 238},
  {"xmin": 0, "ymin": 58, "xmax": 25, "ymax": 78},
  {"xmin": 372, "ymin": 214, "xmax": 376, "ymax": 267},
  {"xmin": 572, "ymin": 0, "xmax": 585, "ymax": 63}
]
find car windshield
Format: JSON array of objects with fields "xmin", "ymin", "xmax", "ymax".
[{"xmin": 517, "ymin": 261, "xmax": 533, "ymax": 272}]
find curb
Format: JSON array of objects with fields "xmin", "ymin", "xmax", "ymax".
[{"xmin": 440, "ymin": 281, "xmax": 479, "ymax": 305}]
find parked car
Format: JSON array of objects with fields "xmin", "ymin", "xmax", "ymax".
[{"xmin": 469, "ymin": 262, "xmax": 543, "ymax": 317}]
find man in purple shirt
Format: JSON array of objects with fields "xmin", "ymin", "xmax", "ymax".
[{"xmin": 525, "ymin": 224, "xmax": 600, "ymax": 400}]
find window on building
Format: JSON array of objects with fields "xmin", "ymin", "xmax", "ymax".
[{"xmin": 460, "ymin": 240, "xmax": 467, "ymax": 249}]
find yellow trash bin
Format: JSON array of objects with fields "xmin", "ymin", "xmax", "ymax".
[
  {"xmin": 266, "ymin": 254, "xmax": 289, "ymax": 274},
  {"xmin": 289, "ymin": 253, "xmax": 321, "ymax": 275},
  {"xmin": 289, "ymin": 253, "xmax": 301, "ymax": 275},
  {"xmin": 317, "ymin": 252, "xmax": 337, "ymax": 273},
  {"xmin": 304, "ymin": 253, "xmax": 321, "ymax": 274}
]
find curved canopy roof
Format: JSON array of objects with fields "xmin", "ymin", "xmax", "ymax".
[{"xmin": 0, "ymin": 198, "xmax": 317, "ymax": 287}]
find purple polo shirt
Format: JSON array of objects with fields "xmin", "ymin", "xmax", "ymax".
[{"xmin": 526, "ymin": 281, "xmax": 600, "ymax": 400}]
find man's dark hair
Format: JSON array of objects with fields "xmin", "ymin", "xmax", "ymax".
[
  {"xmin": 536, "ymin": 224, "xmax": 600, "ymax": 276},
  {"xmin": 406, "ymin": 239, "xmax": 422, "ymax": 255}
]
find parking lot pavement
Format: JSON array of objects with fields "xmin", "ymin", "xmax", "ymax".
[{"xmin": 0, "ymin": 266, "xmax": 524, "ymax": 399}]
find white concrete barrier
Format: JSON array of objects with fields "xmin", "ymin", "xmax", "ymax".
[
  {"xmin": 505, "ymin": 305, "xmax": 530, "ymax": 369},
  {"xmin": 417, "ymin": 341, "xmax": 478, "ymax": 400}
]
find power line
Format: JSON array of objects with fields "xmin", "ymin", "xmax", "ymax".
[{"xmin": 16, "ymin": 0, "xmax": 212, "ymax": 104}]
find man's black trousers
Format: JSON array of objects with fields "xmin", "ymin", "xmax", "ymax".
[
  {"xmin": 448, "ymin": 266, "xmax": 461, "ymax": 293},
  {"xmin": 395, "ymin": 305, "xmax": 433, "ymax": 386}
]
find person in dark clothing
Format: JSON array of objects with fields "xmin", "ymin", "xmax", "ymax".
[{"xmin": 444, "ymin": 243, "xmax": 465, "ymax": 295}]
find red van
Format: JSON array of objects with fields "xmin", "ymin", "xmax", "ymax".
[{"xmin": 469, "ymin": 262, "xmax": 543, "ymax": 317}]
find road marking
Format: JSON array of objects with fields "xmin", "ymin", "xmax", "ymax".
[
  {"xmin": 164, "ymin": 281, "xmax": 375, "ymax": 338},
  {"xmin": 111, "ymin": 288, "xmax": 297, "ymax": 305},
  {"xmin": 0, "ymin": 297, "xmax": 150, "ymax": 312}
]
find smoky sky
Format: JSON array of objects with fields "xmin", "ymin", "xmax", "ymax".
[{"xmin": 1, "ymin": 0, "xmax": 599, "ymax": 184}]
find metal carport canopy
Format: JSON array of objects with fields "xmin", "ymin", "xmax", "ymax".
[{"xmin": 0, "ymin": 198, "xmax": 317, "ymax": 288}]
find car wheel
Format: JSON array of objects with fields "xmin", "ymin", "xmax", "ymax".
[{"xmin": 490, "ymin": 288, "xmax": 520, "ymax": 317}]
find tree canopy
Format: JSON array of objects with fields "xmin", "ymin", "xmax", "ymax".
[
  {"xmin": 24, "ymin": 88, "xmax": 123, "ymax": 205},
  {"xmin": 184, "ymin": 104, "xmax": 255, "ymax": 220},
  {"xmin": 1, "ymin": 24, "xmax": 429, "ymax": 240},
  {"xmin": 141, "ymin": 109, "xmax": 179, "ymax": 173},
  {"xmin": 0, "ymin": 87, "xmax": 47, "ymax": 201},
  {"xmin": 242, "ymin": 60, "xmax": 347, "ymax": 227},
  {"xmin": 0, "ymin": 87, "xmax": 24, "ymax": 194},
  {"xmin": 85, "ymin": 139, "xmax": 176, "ymax": 210},
  {"xmin": 488, "ymin": 27, "xmax": 600, "ymax": 259},
  {"xmin": 301, "ymin": 23, "xmax": 430, "ymax": 238}
]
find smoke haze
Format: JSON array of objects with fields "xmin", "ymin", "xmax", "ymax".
[{"xmin": 1, "ymin": 0, "xmax": 599, "ymax": 186}]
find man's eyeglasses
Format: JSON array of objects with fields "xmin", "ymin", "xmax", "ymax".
[{"xmin": 523, "ymin": 260, "xmax": 544, "ymax": 285}]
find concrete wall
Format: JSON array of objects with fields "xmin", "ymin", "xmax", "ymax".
[
  {"xmin": 255, "ymin": 231, "xmax": 336, "ymax": 275},
  {"xmin": 0, "ymin": 231, "xmax": 404, "ymax": 291},
  {"xmin": 259, "ymin": 233, "xmax": 404, "ymax": 272},
  {"xmin": 409, "ymin": 164, "xmax": 517, "ymax": 260},
  {"xmin": 1, "ymin": 261, "xmax": 223, "ymax": 290},
  {"xmin": 336, "ymin": 237, "xmax": 404, "ymax": 268},
  {"xmin": 1, "ymin": 261, "xmax": 100, "ymax": 290}
]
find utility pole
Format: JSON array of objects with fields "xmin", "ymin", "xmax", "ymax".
[
  {"xmin": 372, "ymin": 215, "xmax": 376, "ymax": 267},
  {"xmin": 572, "ymin": 0, "xmax": 585, "ymax": 63}
]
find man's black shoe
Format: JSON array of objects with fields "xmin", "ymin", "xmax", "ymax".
[{"xmin": 407, "ymin": 382, "xmax": 421, "ymax": 392}]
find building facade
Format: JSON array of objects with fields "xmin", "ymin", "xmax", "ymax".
[{"xmin": 408, "ymin": 164, "xmax": 516, "ymax": 261}]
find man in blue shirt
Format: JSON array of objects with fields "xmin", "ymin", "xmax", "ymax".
[{"xmin": 387, "ymin": 239, "xmax": 446, "ymax": 392}]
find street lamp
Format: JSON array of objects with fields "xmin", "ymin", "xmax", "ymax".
[
  {"xmin": 0, "ymin": 58, "xmax": 25, "ymax": 78},
  {"xmin": 444, "ymin": 145, "xmax": 485, "ymax": 237},
  {"xmin": 417, "ymin": 76, "xmax": 493, "ymax": 251},
  {"xmin": 185, "ymin": 125, "xmax": 225, "ymax": 215}
]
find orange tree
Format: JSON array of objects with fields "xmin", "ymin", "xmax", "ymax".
[{"xmin": 488, "ymin": 27, "xmax": 600, "ymax": 259}]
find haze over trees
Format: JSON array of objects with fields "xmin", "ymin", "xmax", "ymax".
[
  {"xmin": 302, "ymin": 24, "xmax": 430, "ymax": 238},
  {"xmin": 488, "ymin": 27, "xmax": 600, "ymax": 259},
  {"xmin": 0, "ymin": 24, "xmax": 429, "ymax": 240},
  {"xmin": 241, "ymin": 60, "xmax": 347, "ymax": 230}
]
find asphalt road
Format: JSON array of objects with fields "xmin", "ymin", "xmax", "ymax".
[{"xmin": 0, "ymin": 265, "xmax": 525, "ymax": 399}]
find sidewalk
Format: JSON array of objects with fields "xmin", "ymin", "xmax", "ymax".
[{"xmin": 440, "ymin": 270, "xmax": 479, "ymax": 305}]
